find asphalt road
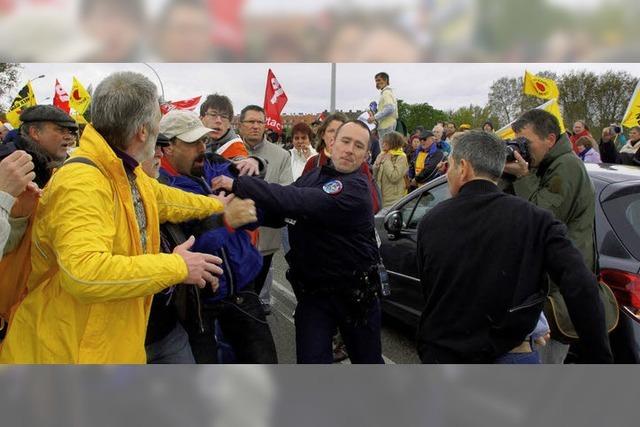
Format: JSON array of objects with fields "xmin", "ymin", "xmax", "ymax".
[{"xmin": 266, "ymin": 251, "xmax": 421, "ymax": 364}]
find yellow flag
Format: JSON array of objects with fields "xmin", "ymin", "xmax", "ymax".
[
  {"xmin": 5, "ymin": 82, "xmax": 37, "ymax": 128},
  {"xmin": 496, "ymin": 98, "xmax": 566, "ymax": 140},
  {"xmin": 72, "ymin": 113, "xmax": 88, "ymax": 125},
  {"xmin": 69, "ymin": 76, "xmax": 91, "ymax": 115},
  {"xmin": 523, "ymin": 70, "xmax": 560, "ymax": 100},
  {"xmin": 621, "ymin": 80, "xmax": 640, "ymax": 128},
  {"xmin": 495, "ymin": 123, "xmax": 516, "ymax": 140}
]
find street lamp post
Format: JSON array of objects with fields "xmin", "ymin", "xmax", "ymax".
[
  {"xmin": 330, "ymin": 63, "xmax": 336, "ymax": 113},
  {"xmin": 29, "ymin": 74, "xmax": 46, "ymax": 82},
  {"xmin": 142, "ymin": 63, "xmax": 166, "ymax": 103}
]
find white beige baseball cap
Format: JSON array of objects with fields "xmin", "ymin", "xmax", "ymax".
[{"xmin": 160, "ymin": 110, "xmax": 213, "ymax": 143}]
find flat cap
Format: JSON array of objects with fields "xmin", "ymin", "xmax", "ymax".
[{"xmin": 20, "ymin": 105, "xmax": 78, "ymax": 130}]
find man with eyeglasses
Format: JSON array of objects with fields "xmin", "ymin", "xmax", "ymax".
[
  {"xmin": 238, "ymin": 105, "xmax": 293, "ymax": 314},
  {"xmin": 200, "ymin": 94, "xmax": 247, "ymax": 160},
  {"xmin": 200, "ymin": 94, "xmax": 265, "ymax": 177},
  {"xmin": 0, "ymin": 105, "xmax": 78, "ymax": 189}
]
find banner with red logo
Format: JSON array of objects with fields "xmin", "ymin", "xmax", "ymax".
[
  {"xmin": 263, "ymin": 69, "xmax": 288, "ymax": 133},
  {"xmin": 160, "ymin": 96, "xmax": 202, "ymax": 115},
  {"xmin": 53, "ymin": 79, "xmax": 70, "ymax": 113}
]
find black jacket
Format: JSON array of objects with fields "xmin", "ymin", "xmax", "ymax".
[
  {"xmin": 0, "ymin": 134, "xmax": 53, "ymax": 189},
  {"xmin": 416, "ymin": 179, "xmax": 612, "ymax": 363},
  {"xmin": 233, "ymin": 164, "xmax": 379, "ymax": 289}
]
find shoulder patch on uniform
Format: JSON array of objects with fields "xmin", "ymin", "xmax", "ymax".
[{"xmin": 322, "ymin": 179, "xmax": 343, "ymax": 195}]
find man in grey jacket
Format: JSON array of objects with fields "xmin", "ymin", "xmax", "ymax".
[{"xmin": 238, "ymin": 105, "xmax": 293, "ymax": 312}]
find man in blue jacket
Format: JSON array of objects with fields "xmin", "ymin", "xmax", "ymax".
[{"xmin": 158, "ymin": 110, "xmax": 277, "ymax": 363}]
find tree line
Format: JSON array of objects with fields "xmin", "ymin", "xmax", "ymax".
[{"xmin": 398, "ymin": 70, "xmax": 639, "ymax": 139}]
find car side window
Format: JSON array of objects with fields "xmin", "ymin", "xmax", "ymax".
[
  {"xmin": 404, "ymin": 184, "xmax": 451, "ymax": 230},
  {"xmin": 399, "ymin": 196, "xmax": 421, "ymax": 228}
]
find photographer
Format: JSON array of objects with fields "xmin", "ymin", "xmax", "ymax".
[{"xmin": 503, "ymin": 109, "xmax": 597, "ymax": 364}]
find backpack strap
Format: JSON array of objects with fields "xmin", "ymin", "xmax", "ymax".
[{"xmin": 61, "ymin": 157, "xmax": 98, "ymax": 169}]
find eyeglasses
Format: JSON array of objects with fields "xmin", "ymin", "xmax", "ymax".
[
  {"xmin": 204, "ymin": 111, "xmax": 231, "ymax": 121},
  {"xmin": 241, "ymin": 120, "xmax": 265, "ymax": 126}
]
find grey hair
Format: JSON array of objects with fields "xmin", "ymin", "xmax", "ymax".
[
  {"xmin": 450, "ymin": 130, "xmax": 506, "ymax": 180},
  {"xmin": 20, "ymin": 121, "xmax": 44, "ymax": 138},
  {"xmin": 91, "ymin": 71, "xmax": 159, "ymax": 150}
]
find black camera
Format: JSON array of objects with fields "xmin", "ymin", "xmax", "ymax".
[
  {"xmin": 505, "ymin": 137, "xmax": 531, "ymax": 163},
  {"xmin": 611, "ymin": 124, "xmax": 622, "ymax": 134}
]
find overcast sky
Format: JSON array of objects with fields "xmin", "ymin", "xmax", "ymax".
[{"xmin": 17, "ymin": 63, "xmax": 640, "ymax": 115}]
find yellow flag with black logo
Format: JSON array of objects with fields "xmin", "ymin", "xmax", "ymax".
[
  {"xmin": 70, "ymin": 76, "xmax": 91, "ymax": 115},
  {"xmin": 5, "ymin": 82, "xmax": 37, "ymax": 128},
  {"xmin": 621, "ymin": 80, "xmax": 640, "ymax": 128},
  {"xmin": 523, "ymin": 70, "xmax": 560, "ymax": 100}
]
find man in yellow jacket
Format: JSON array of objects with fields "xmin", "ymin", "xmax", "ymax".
[{"xmin": 0, "ymin": 71, "xmax": 251, "ymax": 364}]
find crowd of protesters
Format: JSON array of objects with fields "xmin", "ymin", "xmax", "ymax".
[{"xmin": 0, "ymin": 68, "xmax": 636, "ymax": 364}]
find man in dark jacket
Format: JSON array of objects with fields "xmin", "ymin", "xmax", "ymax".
[
  {"xmin": 0, "ymin": 105, "xmax": 77, "ymax": 188},
  {"xmin": 408, "ymin": 129, "xmax": 444, "ymax": 188},
  {"xmin": 212, "ymin": 120, "xmax": 384, "ymax": 364},
  {"xmin": 416, "ymin": 130, "xmax": 612, "ymax": 364}
]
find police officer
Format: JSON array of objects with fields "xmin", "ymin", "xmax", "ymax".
[{"xmin": 212, "ymin": 120, "xmax": 384, "ymax": 364}]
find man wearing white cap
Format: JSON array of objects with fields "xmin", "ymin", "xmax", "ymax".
[{"xmin": 157, "ymin": 110, "xmax": 278, "ymax": 364}]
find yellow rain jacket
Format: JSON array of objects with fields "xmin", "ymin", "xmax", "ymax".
[{"xmin": 0, "ymin": 125, "xmax": 224, "ymax": 363}]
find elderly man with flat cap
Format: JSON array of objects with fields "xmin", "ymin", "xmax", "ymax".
[
  {"xmin": 0, "ymin": 105, "xmax": 78, "ymax": 189},
  {"xmin": 0, "ymin": 106, "xmax": 78, "ymax": 335}
]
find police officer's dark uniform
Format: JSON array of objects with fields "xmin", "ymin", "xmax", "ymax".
[
  {"xmin": 0, "ymin": 105, "xmax": 78, "ymax": 188},
  {"xmin": 231, "ymin": 162, "xmax": 384, "ymax": 364}
]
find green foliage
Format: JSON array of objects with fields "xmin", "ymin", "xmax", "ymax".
[
  {"xmin": 487, "ymin": 70, "xmax": 638, "ymax": 138},
  {"xmin": 447, "ymin": 104, "xmax": 500, "ymax": 130},
  {"xmin": 488, "ymin": 71, "xmax": 558, "ymax": 126},
  {"xmin": 559, "ymin": 70, "xmax": 638, "ymax": 137},
  {"xmin": 397, "ymin": 99, "xmax": 448, "ymax": 134},
  {"xmin": 0, "ymin": 63, "xmax": 21, "ymax": 111}
]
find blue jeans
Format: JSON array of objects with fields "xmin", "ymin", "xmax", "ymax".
[
  {"xmin": 145, "ymin": 323, "xmax": 195, "ymax": 364},
  {"xmin": 294, "ymin": 293, "xmax": 384, "ymax": 364},
  {"xmin": 494, "ymin": 350, "xmax": 541, "ymax": 364}
]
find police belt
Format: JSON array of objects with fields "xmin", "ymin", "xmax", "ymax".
[{"xmin": 286, "ymin": 267, "xmax": 380, "ymax": 297}]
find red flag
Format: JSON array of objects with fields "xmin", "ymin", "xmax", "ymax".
[
  {"xmin": 53, "ymin": 79, "xmax": 70, "ymax": 113},
  {"xmin": 263, "ymin": 69, "xmax": 288, "ymax": 133},
  {"xmin": 160, "ymin": 96, "xmax": 202, "ymax": 115}
]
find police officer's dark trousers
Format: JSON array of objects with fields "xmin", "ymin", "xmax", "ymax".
[{"xmin": 294, "ymin": 292, "xmax": 384, "ymax": 364}]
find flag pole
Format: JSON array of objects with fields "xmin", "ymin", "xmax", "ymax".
[{"xmin": 330, "ymin": 63, "xmax": 336, "ymax": 113}]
